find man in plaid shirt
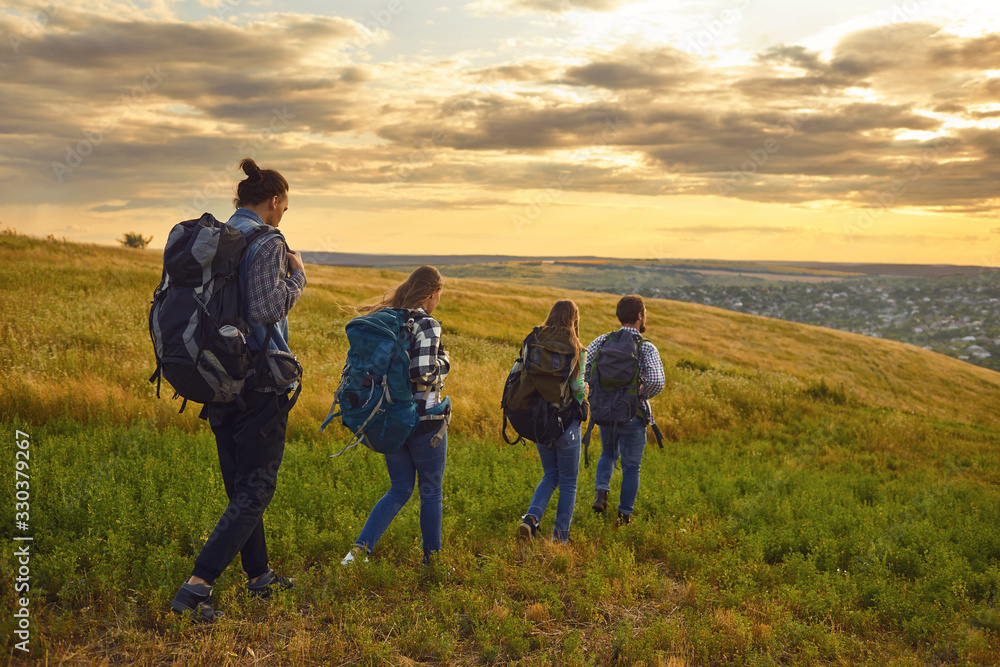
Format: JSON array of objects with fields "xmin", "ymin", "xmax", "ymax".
[
  {"xmin": 171, "ymin": 160, "xmax": 306, "ymax": 622},
  {"xmin": 585, "ymin": 294, "xmax": 665, "ymax": 525}
]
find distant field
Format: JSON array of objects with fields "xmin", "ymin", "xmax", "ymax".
[
  {"xmin": 423, "ymin": 261, "xmax": 845, "ymax": 294},
  {"xmin": 2, "ymin": 231, "xmax": 999, "ymax": 665},
  {"xmin": 302, "ymin": 251, "xmax": 995, "ymax": 281},
  {"xmin": 667, "ymin": 268, "xmax": 849, "ymax": 284},
  {"xmin": 772, "ymin": 262, "xmax": 1000, "ymax": 277}
]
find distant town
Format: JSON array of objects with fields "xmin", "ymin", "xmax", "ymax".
[
  {"xmin": 635, "ymin": 273, "xmax": 1000, "ymax": 372},
  {"xmin": 303, "ymin": 252, "xmax": 1000, "ymax": 373}
]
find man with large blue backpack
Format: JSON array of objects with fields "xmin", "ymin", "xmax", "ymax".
[
  {"xmin": 583, "ymin": 295, "xmax": 665, "ymax": 526},
  {"xmin": 154, "ymin": 159, "xmax": 306, "ymax": 622}
]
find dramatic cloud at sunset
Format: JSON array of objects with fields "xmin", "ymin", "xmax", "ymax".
[{"xmin": 2, "ymin": 0, "xmax": 998, "ymax": 263}]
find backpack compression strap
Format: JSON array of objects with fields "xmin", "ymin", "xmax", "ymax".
[
  {"xmin": 501, "ymin": 414, "xmax": 524, "ymax": 446},
  {"xmin": 499, "ymin": 330, "xmax": 535, "ymax": 446},
  {"xmin": 256, "ymin": 322, "xmax": 303, "ymax": 435},
  {"xmin": 651, "ymin": 422, "xmax": 664, "ymax": 448},
  {"xmin": 632, "ymin": 333, "xmax": 664, "ymax": 449},
  {"xmin": 580, "ymin": 332, "xmax": 613, "ymax": 465}
]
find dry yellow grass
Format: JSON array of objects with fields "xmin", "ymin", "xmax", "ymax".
[{"xmin": 3, "ymin": 232, "xmax": 999, "ymax": 436}]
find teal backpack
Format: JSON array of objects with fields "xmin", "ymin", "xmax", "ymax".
[{"xmin": 321, "ymin": 308, "xmax": 449, "ymax": 456}]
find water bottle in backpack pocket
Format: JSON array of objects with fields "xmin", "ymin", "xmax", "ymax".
[{"xmin": 148, "ymin": 213, "xmax": 279, "ymax": 411}]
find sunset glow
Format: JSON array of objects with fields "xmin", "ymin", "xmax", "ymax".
[{"xmin": 2, "ymin": 0, "xmax": 998, "ymax": 264}]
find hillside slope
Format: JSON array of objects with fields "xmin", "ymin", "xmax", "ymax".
[
  {"xmin": 2, "ymin": 231, "xmax": 998, "ymax": 433},
  {"xmin": 2, "ymin": 231, "xmax": 999, "ymax": 665}
]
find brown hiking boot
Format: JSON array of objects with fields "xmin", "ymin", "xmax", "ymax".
[
  {"xmin": 618, "ymin": 512, "xmax": 631, "ymax": 526},
  {"xmin": 592, "ymin": 489, "xmax": 609, "ymax": 513}
]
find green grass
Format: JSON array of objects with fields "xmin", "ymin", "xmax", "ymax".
[{"xmin": 2, "ymin": 231, "xmax": 999, "ymax": 664}]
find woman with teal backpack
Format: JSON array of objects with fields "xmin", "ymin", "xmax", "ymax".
[
  {"xmin": 517, "ymin": 299, "xmax": 588, "ymax": 543},
  {"xmin": 341, "ymin": 266, "xmax": 451, "ymax": 566}
]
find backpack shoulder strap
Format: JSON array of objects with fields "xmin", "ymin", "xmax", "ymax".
[
  {"xmin": 242, "ymin": 225, "xmax": 284, "ymax": 264},
  {"xmin": 521, "ymin": 327, "xmax": 539, "ymax": 354}
]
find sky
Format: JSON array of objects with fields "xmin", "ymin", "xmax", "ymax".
[{"xmin": 2, "ymin": 0, "xmax": 999, "ymax": 264}]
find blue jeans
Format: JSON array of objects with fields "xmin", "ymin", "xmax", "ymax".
[
  {"xmin": 595, "ymin": 416, "xmax": 647, "ymax": 516},
  {"xmin": 525, "ymin": 420, "xmax": 581, "ymax": 542},
  {"xmin": 355, "ymin": 425, "xmax": 447, "ymax": 562}
]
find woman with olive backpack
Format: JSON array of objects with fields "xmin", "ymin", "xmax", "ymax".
[{"xmin": 504, "ymin": 299, "xmax": 588, "ymax": 543}]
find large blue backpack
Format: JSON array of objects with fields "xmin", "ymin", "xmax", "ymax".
[
  {"xmin": 148, "ymin": 213, "xmax": 279, "ymax": 412},
  {"xmin": 321, "ymin": 308, "xmax": 426, "ymax": 455}
]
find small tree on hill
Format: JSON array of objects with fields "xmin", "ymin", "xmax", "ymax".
[{"xmin": 120, "ymin": 232, "xmax": 153, "ymax": 249}]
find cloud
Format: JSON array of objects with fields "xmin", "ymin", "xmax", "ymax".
[
  {"xmin": 466, "ymin": 0, "xmax": 629, "ymax": 16},
  {"xmin": 659, "ymin": 225, "xmax": 805, "ymax": 236},
  {"xmin": 2, "ymin": 6, "xmax": 1000, "ymax": 223}
]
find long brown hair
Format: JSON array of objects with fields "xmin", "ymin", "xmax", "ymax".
[
  {"xmin": 233, "ymin": 158, "xmax": 289, "ymax": 208},
  {"xmin": 540, "ymin": 299, "xmax": 581, "ymax": 351},
  {"xmin": 357, "ymin": 265, "xmax": 443, "ymax": 314}
]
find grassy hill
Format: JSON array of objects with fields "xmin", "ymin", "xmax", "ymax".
[{"xmin": 1, "ymin": 230, "xmax": 999, "ymax": 665}]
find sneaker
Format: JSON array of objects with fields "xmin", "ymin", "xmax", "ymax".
[
  {"xmin": 592, "ymin": 489, "xmax": 609, "ymax": 513},
  {"xmin": 618, "ymin": 511, "xmax": 632, "ymax": 526},
  {"xmin": 247, "ymin": 569, "xmax": 293, "ymax": 600},
  {"xmin": 518, "ymin": 515, "xmax": 538, "ymax": 541},
  {"xmin": 341, "ymin": 548, "xmax": 369, "ymax": 566},
  {"xmin": 170, "ymin": 582, "xmax": 222, "ymax": 623}
]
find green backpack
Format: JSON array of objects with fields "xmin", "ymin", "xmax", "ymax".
[{"xmin": 501, "ymin": 327, "xmax": 584, "ymax": 446}]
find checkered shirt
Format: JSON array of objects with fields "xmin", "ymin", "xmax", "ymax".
[
  {"xmin": 243, "ymin": 233, "xmax": 306, "ymax": 393},
  {"xmin": 407, "ymin": 307, "xmax": 449, "ymax": 413},
  {"xmin": 245, "ymin": 235, "xmax": 307, "ymax": 326},
  {"xmin": 584, "ymin": 326, "xmax": 665, "ymax": 424}
]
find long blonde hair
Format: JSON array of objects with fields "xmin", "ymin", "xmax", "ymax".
[
  {"xmin": 357, "ymin": 265, "xmax": 443, "ymax": 314},
  {"xmin": 539, "ymin": 299, "xmax": 581, "ymax": 351}
]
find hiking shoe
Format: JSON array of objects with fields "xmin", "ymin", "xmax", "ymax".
[
  {"xmin": 170, "ymin": 582, "xmax": 222, "ymax": 623},
  {"xmin": 247, "ymin": 569, "xmax": 293, "ymax": 600},
  {"xmin": 618, "ymin": 512, "xmax": 632, "ymax": 526},
  {"xmin": 592, "ymin": 489, "xmax": 609, "ymax": 513},
  {"xmin": 518, "ymin": 515, "xmax": 538, "ymax": 541},
  {"xmin": 341, "ymin": 548, "xmax": 369, "ymax": 566}
]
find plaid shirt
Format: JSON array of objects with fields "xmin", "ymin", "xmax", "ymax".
[
  {"xmin": 245, "ymin": 235, "xmax": 307, "ymax": 325},
  {"xmin": 407, "ymin": 307, "xmax": 449, "ymax": 412},
  {"xmin": 243, "ymin": 232, "xmax": 306, "ymax": 393},
  {"xmin": 585, "ymin": 326, "xmax": 665, "ymax": 425}
]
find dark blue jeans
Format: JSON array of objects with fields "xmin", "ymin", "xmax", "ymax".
[
  {"xmin": 525, "ymin": 420, "xmax": 580, "ymax": 541},
  {"xmin": 355, "ymin": 425, "xmax": 448, "ymax": 563},
  {"xmin": 595, "ymin": 416, "xmax": 647, "ymax": 516},
  {"xmin": 192, "ymin": 390, "xmax": 289, "ymax": 584}
]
